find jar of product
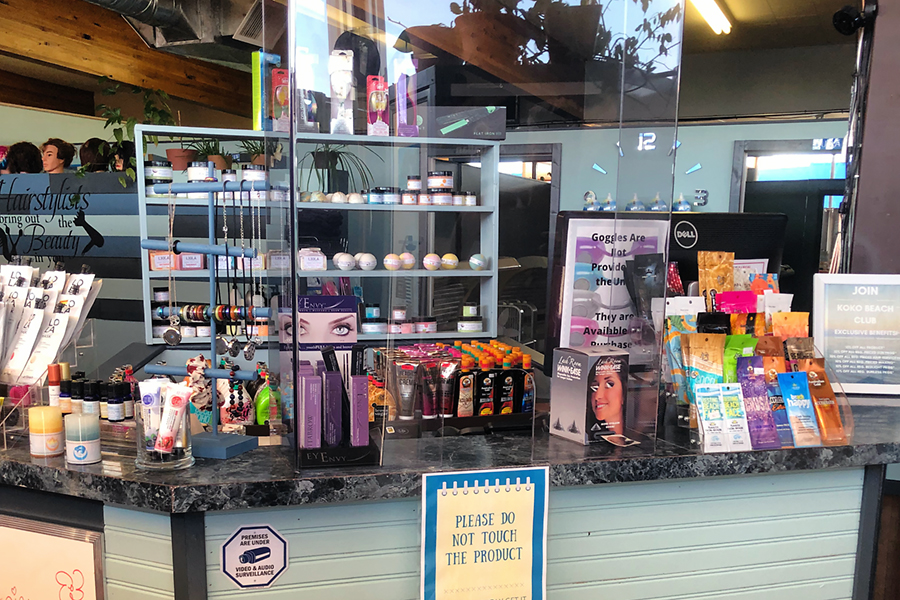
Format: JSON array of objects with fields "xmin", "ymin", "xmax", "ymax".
[
  {"xmin": 145, "ymin": 160, "xmax": 173, "ymax": 182},
  {"xmin": 465, "ymin": 192, "xmax": 478, "ymax": 206},
  {"xmin": 457, "ymin": 317, "xmax": 483, "ymax": 333},
  {"xmin": 402, "ymin": 190, "xmax": 417, "ymax": 205},
  {"xmin": 218, "ymin": 168, "xmax": 237, "ymax": 201},
  {"xmin": 368, "ymin": 188, "xmax": 385, "ymax": 204},
  {"xmin": 361, "ymin": 318, "xmax": 388, "ymax": 334},
  {"xmin": 416, "ymin": 316, "xmax": 438, "ymax": 334},
  {"xmin": 418, "ymin": 193, "xmax": 431, "ymax": 206},
  {"xmin": 364, "ymin": 304, "xmax": 381, "ymax": 319},
  {"xmin": 428, "ymin": 171, "xmax": 453, "ymax": 189},
  {"xmin": 181, "ymin": 325, "xmax": 197, "ymax": 338},
  {"xmin": 462, "ymin": 302, "xmax": 480, "ymax": 317},
  {"xmin": 391, "ymin": 306, "xmax": 407, "ymax": 320},
  {"xmin": 187, "ymin": 161, "xmax": 209, "ymax": 182},
  {"xmin": 388, "ymin": 320, "xmax": 404, "ymax": 334},
  {"xmin": 407, "ymin": 175, "xmax": 422, "ymax": 191},
  {"xmin": 430, "ymin": 189, "xmax": 453, "ymax": 206},
  {"xmin": 298, "ymin": 247, "xmax": 327, "ymax": 271},
  {"xmin": 242, "ymin": 165, "xmax": 268, "ymax": 200},
  {"xmin": 383, "ymin": 187, "xmax": 401, "ymax": 205},
  {"xmin": 452, "ymin": 193, "xmax": 465, "ymax": 206},
  {"xmin": 152, "ymin": 325, "xmax": 168, "ymax": 338},
  {"xmin": 196, "ymin": 325, "xmax": 212, "ymax": 338},
  {"xmin": 153, "ymin": 287, "xmax": 170, "ymax": 303},
  {"xmin": 145, "ymin": 178, "xmax": 170, "ymax": 198},
  {"xmin": 400, "ymin": 321, "xmax": 414, "ymax": 335}
]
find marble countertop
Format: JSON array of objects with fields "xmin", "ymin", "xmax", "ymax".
[{"xmin": 1, "ymin": 401, "xmax": 898, "ymax": 513}]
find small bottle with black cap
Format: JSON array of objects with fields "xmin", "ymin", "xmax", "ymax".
[
  {"xmin": 82, "ymin": 381, "xmax": 100, "ymax": 415},
  {"xmin": 107, "ymin": 383, "xmax": 125, "ymax": 423},
  {"xmin": 70, "ymin": 379, "xmax": 84, "ymax": 414},
  {"xmin": 98, "ymin": 381, "xmax": 109, "ymax": 420}
]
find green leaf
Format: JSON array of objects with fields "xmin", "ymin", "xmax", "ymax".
[
  {"xmin": 118, "ymin": 176, "xmax": 127, "ymax": 188},
  {"xmin": 451, "ymin": 2, "xmax": 463, "ymax": 13},
  {"xmin": 125, "ymin": 167, "xmax": 136, "ymax": 180},
  {"xmin": 126, "ymin": 117, "xmax": 138, "ymax": 141},
  {"xmin": 114, "ymin": 128, "xmax": 124, "ymax": 144}
]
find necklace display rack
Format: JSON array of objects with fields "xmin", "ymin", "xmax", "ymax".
[{"xmin": 139, "ymin": 161, "xmax": 273, "ymax": 459}]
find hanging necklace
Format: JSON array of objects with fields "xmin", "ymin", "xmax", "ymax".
[
  {"xmin": 162, "ymin": 184, "xmax": 182, "ymax": 346},
  {"xmin": 243, "ymin": 182, "xmax": 265, "ymax": 360},
  {"xmin": 215, "ymin": 181, "xmax": 230, "ymax": 355}
]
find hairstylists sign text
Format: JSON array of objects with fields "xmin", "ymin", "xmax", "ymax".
[{"xmin": 0, "ymin": 174, "xmax": 138, "ymax": 260}]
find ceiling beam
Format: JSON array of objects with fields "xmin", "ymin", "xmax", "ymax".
[
  {"xmin": 0, "ymin": 69, "xmax": 95, "ymax": 115},
  {"xmin": 0, "ymin": 0, "xmax": 250, "ymax": 117}
]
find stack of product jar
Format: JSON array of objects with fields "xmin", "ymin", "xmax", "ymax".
[{"xmin": 145, "ymin": 160, "xmax": 173, "ymax": 198}]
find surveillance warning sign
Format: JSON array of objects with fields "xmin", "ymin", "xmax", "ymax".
[{"xmin": 221, "ymin": 525, "xmax": 289, "ymax": 589}]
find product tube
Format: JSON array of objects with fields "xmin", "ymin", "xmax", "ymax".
[
  {"xmin": 438, "ymin": 360, "xmax": 460, "ymax": 417},
  {"xmin": 421, "ymin": 361, "xmax": 439, "ymax": 419},
  {"xmin": 395, "ymin": 361, "xmax": 418, "ymax": 420},
  {"xmin": 299, "ymin": 375, "xmax": 321, "ymax": 449},
  {"xmin": 323, "ymin": 371, "xmax": 343, "ymax": 447},
  {"xmin": 154, "ymin": 383, "xmax": 192, "ymax": 454},
  {"xmin": 350, "ymin": 375, "xmax": 368, "ymax": 447},
  {"xmin": 138, "ymin": 380, "xmax": 164, "ymax": 450}
]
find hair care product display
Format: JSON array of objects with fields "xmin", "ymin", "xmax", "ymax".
[{"xmin": 367, "ymin": 341, "xmax": 534, "ymax": 426}]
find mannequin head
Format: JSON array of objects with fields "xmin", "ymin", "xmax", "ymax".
[
  {"xmin": 41, "ymin": 138, "xmax": 75, "ymax": 173},
  {"xmin": 79, "ymin": 138, "xmax": 112, "ymax": 173},
  {"xmin": 114, "ymin": 141, "xmax": 136, "ymax": 172},
  {"xmin": 3, "ymin": 142, "xmax": 42, "ymax": 174}
]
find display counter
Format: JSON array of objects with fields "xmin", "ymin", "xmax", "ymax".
[{"xmin": 0, "ymin": 399, "xmax": 894, "ymax": 599}]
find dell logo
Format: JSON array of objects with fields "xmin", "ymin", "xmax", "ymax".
[{"xmin": 673, "ymin": 221, "xmax": 698, "ymax": 249}]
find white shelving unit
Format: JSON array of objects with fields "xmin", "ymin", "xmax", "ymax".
[{"xmin": 136, "ymin": 125, "xmax": 500, "ymax": 345}]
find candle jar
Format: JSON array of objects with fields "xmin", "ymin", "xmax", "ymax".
[
  {"xmin": 29, "ymin": 406, "xmax": 64, "ymax": 458},
  {"xmin": 65, "ymin": 413, "xmax": 101, "ymax": 465}
]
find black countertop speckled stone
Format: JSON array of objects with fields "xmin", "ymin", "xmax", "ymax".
[{"xmin": 1, "ymin": 401, "xmax": 898, "ymax": 513}]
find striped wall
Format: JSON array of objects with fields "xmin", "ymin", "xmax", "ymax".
[
  {"xmin": 104, "ymin": 506, "xmax": 175, "ymax": 600},
  {"xmin": 203, "ymin": 468, "xmax": 864, "ymax": 599}
]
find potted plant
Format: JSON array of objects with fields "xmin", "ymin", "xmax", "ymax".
[
  {"xmin": 188, "ymin": 139, "xmax": 232, "ymax": 170},
  {"xmin": 298, "ymin": 144, "xmax": 381, "ymax": 193},
  {"xmin": 238, "ymin": 139, "xmax": 283, "ymax": 167},
  {"xmin": 96, "ymin": 77, "xmax": 182, "ymax": 181}
]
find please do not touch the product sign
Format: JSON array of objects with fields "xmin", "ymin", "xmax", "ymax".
[{"xmin": 421, "ymin": 467, "xmax": 548, "ymax": 600}]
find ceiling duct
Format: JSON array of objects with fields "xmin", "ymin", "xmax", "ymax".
[
  {"xmin": 82, "ymin": 0, "xmax": 199, "ymax": 42},
  {"xmin": 80, "ymin": 0, "xmax": 287, "ymax": 70}
]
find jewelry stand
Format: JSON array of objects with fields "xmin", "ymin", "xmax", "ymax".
[{"xmin": 139, "ymin": 162, "xmax": 273, "ymax": 459}]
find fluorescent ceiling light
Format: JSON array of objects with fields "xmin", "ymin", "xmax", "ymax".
[{"xmin": 691, "ymin": 0, "xmax": 731, "ymax": 34}]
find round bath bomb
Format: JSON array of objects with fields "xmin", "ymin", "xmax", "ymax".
[
  {"xmin": 299, "ymin": 191, "xmax": 312, "ymax": 203},
  {"xmin": 325, "ymin": 193, "xmax": 334, "ymax": 203},
  {"xmin": 400, "ymin": 252, "xmax": 416, "ymax": 270},
  {"xmin": 358, "ymin": 253, "xmax": 378, "ymax": 271},
  {"xmin": 336, "ymin": 253, "xmax": 356, "ymax": 271},
  {"xmin": 423, "ymin": 253, "xmax": 442, "ymax": 271},
  {"xmin": 383, "ymin": 253, "xmax": 402, "ymax": 271},
  {"xmin": 441, "ymin": 253, "xmax": 459, "ymax": 270},
  {"xmin": 347, "ymin": 192, "xmax": 365, "ymax": 204},
  {"xmin": 309, "ymin": 191, "xmax": 326, "ymax": 203},
  {"xmin": 331, "ymin": 191, "xmax": 347, "ymax": 203},
  {"xmin": 354, "ymin": 252, "xmax": 365, "ymax": 264},
  {"xmin": 469, "ymin": 253, "xmax": 488, "ymax": 271}
]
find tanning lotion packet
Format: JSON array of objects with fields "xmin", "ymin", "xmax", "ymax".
[
  {"xmin": 749, "ymin": 272, "xmax": 779, "ymax": 295},
  {"xmin": 695, "ymin": 384, "xmax": 728, "ymax": 453},
  {"xmin": 777, "ymin": 372, "xmax": 822, "ymax": 447},
  {"xmin": 763, "ymin": 356, "xmax": 794, "ymax": 447},
  {"xmin": 716, "ymin": 291, "xmax": 758, "ymax": 315},
  {"xmin": 798, "ymin": 358, "xmax": 848, "ymax": 446},
  {"xmin": 698, "ymin": 251, "xmax": 734, "ymax": 312},
  {"xmin": 664, "ymin": 315, "xmax": 697, "ymax": 426},
  {"xmin": 763, "ymin": 292, "xmax": 793, "ymax": 333},
  {"xmin": 718, "ymin": 383, "xmax": 752, "ymax": 451},
  {"xmin": 772, "ymin": 312, "xmax": 810, "ymax": 339},
  {"xmin": 730, "ymin": 313, "xmax": 767, "ymax": 337},
  {"xmin": 736, "ymin": 356, "xmax": 782, "ymax": 450},
  {"xmin": 784, "ymin": 337, "xmax": 815, "ymax": 371},
  {"xmin": 724, "ymin": 334, "xmax": 758, "ymax": 383},
  {"xmin": 684, "ymin": 333, "xmax": 726, "ymax": 432},
  {"xmin": 755, "ymin": 336, "xmax": 785, "ymax": 357}
]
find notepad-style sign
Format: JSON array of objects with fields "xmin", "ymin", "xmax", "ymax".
[{"xmin": 421, "ymin": 467, "xmax": 549, "ymax": 600}]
